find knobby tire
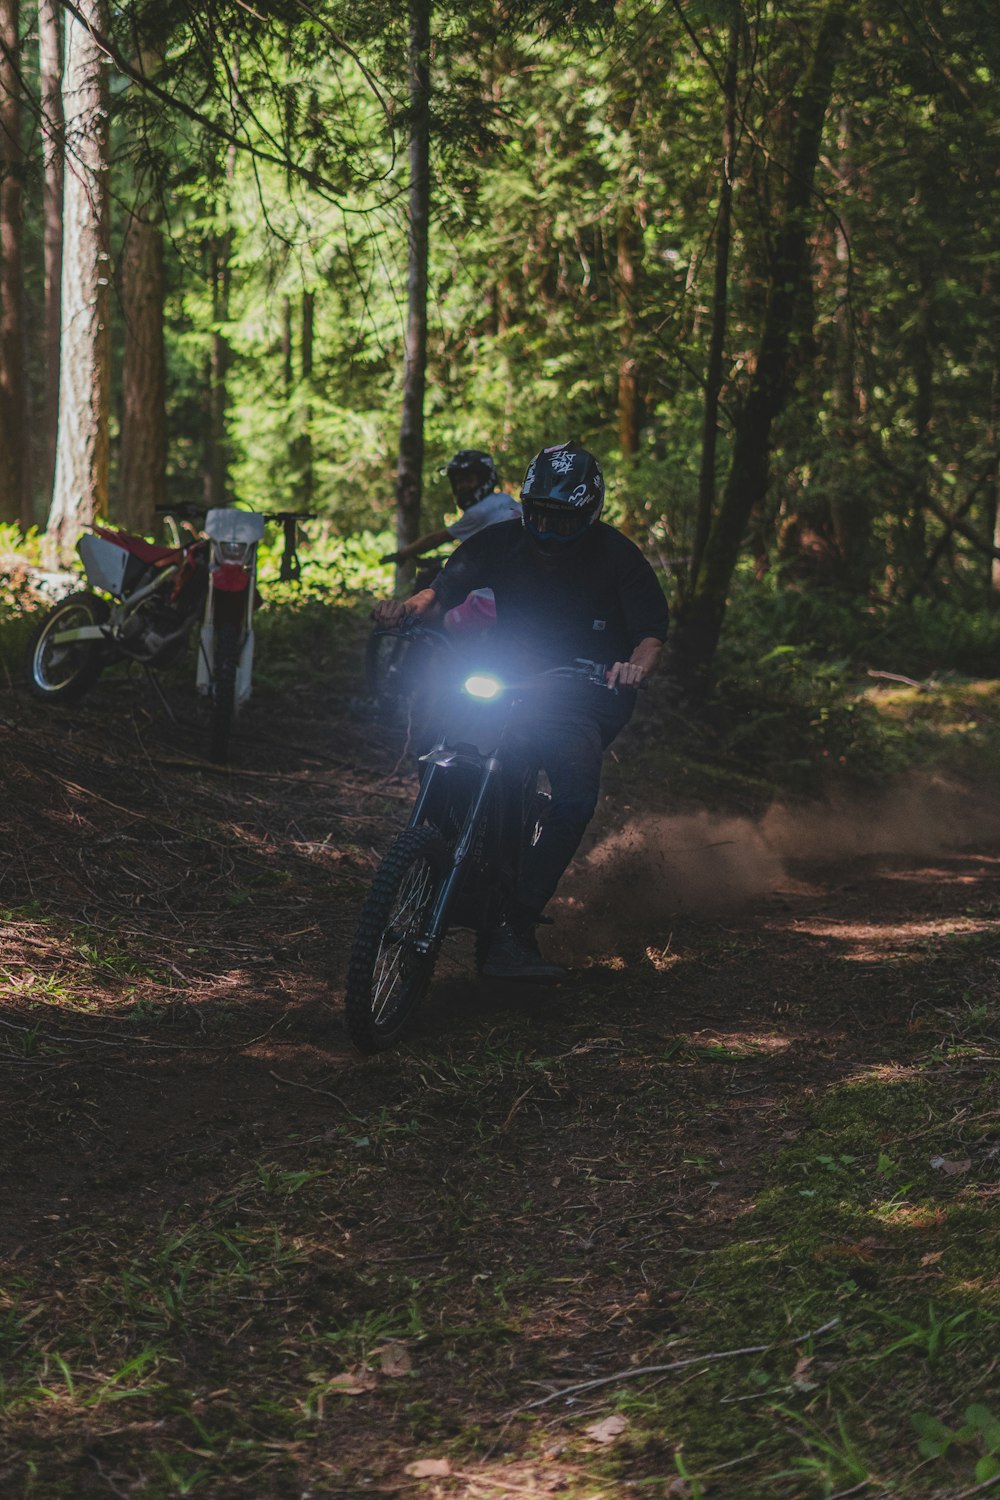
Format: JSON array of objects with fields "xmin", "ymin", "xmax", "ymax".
[
  {"xmin": 26, "ymin": 592, "xmax": 109, "ymax": 703},
  {"xmin": 344, "ymin": 826, "xmax": 449, "ymax": 1053},
  {"xmin": 209, "ymin": 621, "xmax": 240, "ymax": 764}
]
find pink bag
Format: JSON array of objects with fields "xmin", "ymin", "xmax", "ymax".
[{"xmin": 444, "ymin": 588, "xmax": 497, "ymax": 635}]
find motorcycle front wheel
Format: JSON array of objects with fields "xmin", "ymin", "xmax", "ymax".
[
  {"xmin": 26, "ymin": 591, "xmax": 110, "ymax": 703},
  {"xmin": 344, "ymin": 826, "xmax": 449, "ymax": 1053},
  {"xmin": 209, "ymin": 621, "xmax": 240, "ymax": 764}
]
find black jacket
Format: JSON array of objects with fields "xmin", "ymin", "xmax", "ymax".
[{"xmin": 431, "ymin": 519, "xmax": 669, "ymax": 674}]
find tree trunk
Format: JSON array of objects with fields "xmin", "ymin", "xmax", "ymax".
[
  {"xmin": 119, "ymin": 203, "xmax": 166, "ymax": 531},
  {"xmin": 281, "ymin": 293, "xmax": 293, "ymax": 394},
  {"xmin": 393, "ymin": 0, "xmax": 431, "ymax": 592},
  {"xmin": 989, "ymin": 322, "xmax": 1000, "ymax": 599},
  {"xmin": 204, "ymin": 232, "xmax": 232, "ymax": 509},
  {"xmin": 671, "ymin": 5, "xmax": 847, "ymax": 690},
  {"xmin": 826, "ymin": 106, "xmax": 870, "ymax": 587},
  {"xmin": 292, "ymin": 288, "xmax": 314, "ymax": 511},
  {"xmin": 616, "ymin": 207, "xmax": 643, "ymax": 459},
  {"xmin": 38, "ymin": 0, "xmax": 63, "ymax": 517},
  {"xmin": 614, "ymin": 95, "xmax": 643, "ymax": 462},
  {"xmin": 690, "ymin": 9, "xmax": 739, "ymax": 594},
  {"xmin": 0, "ymin": 0, "xmax": 28, "ymax": 526},
  {"xmin": 46, "ymin": 0, "xmax": 111, "ymax": 564}
]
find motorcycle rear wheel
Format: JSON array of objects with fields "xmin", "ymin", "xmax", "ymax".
[
  {"xmin": 345, "ymin": 826, "xmax": 448, "ymax": 1053},
  {"xmin": 26, "ymin": 591, "xmax": 110, "ymax": 703}
]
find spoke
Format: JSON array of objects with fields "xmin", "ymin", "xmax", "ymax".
[{"xmin": 369, "ymin": 858, "xmax": 436, "ymax": 1027}]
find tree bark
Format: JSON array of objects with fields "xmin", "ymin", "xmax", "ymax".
[
  {"xmin": 204, "ymin": 231, "xmax": 232, "ymax": 509},
  {"xmin": 0, "ymin": 0, "xmax": 28, "ymax": 526},
  {"xmin": 616, "ymin": 207, "xmax": 643, "ymax": 459},
  {"xmin": 292, "ymin": 288, "xmax": 314, "ymax": 510},
  {"xmin": 119, "ymin": 203, "xmax": 166, "ymax": 531},
  {"xmin": 671, "ymin": 5, "xmax": 847, "ymax": 689},
  {"xmin": 46, "ymin": 0, "xmax": 111, "ymax": 564},
  {"xmin": 38, "ymin": 0, "xmax": 63, "ymax": 516},
  {"xmin": 690, "ymin": 9, "xmax": 739, "ymax": 594},
  {"xmin": 614, "ymin": 95, "xmax": 643, "ymax": 462},
  {"xmin": 393, "ymin": 0, "xmax": 431, "ymax": 592},
  {"xmin": 991, "ymin": 346, "xmax": 1000, "ymax": 598}
]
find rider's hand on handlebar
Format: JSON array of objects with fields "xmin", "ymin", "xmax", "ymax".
[
  {"xmin": 371, "ymin": 589, "xmax": 438, "ymax": 627},
  {"xmin": 372, "ymin": 598, "xmax": 410, "ymax": 627},
  {"xmin": 606, "ymin": 637, "xmax": 662, "ymax": 690},
  {"xmin": 606, "ymin": 660, "xmax": 647, "ymax": 690}
]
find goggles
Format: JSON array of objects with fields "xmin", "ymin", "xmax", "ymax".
[{"xmin": 523, "ymin": 498, "xmax": 598, "ymax": 541}]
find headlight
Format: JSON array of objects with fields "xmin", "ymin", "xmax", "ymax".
[
  {"xmin": 218, "ymin": 540, "xmax": 251, "ymax": 562},
  {"xmin": 463, "ymin": 673, "xmax": 503, "ymax": 701}
]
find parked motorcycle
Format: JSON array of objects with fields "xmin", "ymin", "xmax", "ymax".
[
  {"xmin": 25, "ymin": 504, "xmax": 266, "ymax": 764},
  {"xmin": 344, "ymin": 625, "xmax": 617, "ymax": 1053}
]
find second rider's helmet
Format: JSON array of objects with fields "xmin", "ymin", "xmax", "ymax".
[
  {"xmin": 520, "ymin": 443, "xmax": 605, "ymax": 544},
  {"xmin": 445, "ymin": 449, "xmax": 498, "ymax": 510}
]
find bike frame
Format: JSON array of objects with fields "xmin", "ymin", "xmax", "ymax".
[
  {"xmin": 52, "ymin": 532, "xmax": 201, "ymax": 652},
  {"xmin": 196, "ymin": 508, "xmax": 265, "ymax": 705}
]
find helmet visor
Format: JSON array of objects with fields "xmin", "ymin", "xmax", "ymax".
[{"xmin": 524, "ymin": 498, "xmax": 598, "ymax": 541}]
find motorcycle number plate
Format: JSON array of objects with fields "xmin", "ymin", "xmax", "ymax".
[{"xmin": 78, "ymin": 534, "xmax": 131, "ymax": 596}]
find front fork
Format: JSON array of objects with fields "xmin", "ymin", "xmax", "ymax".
[
  {"xmin": 407, "ymin": 751, "xmax": 502, "ymax": 957},
  {"xmin": 196, "ymin": 572, "xmax": 255, "ymax": 703}
]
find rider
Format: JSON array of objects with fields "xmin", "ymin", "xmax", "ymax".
[
  {"xmin": 373, "ymin": 442, "xmax": 669, "ymax": 980},
  {"xmin": 380, "ymin": 449, "xmax": 520, "ymax": 570}
]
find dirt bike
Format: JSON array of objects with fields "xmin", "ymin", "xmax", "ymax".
[
  {"xmin": 344, "ymin": 626, "xmax": 617, "ymax": 1053},
  {"xmin": 25, "ymin": 503, "xmax": 266, "ymax": 764}
]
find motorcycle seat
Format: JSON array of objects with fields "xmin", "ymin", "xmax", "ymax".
[{"xmin": 92, "ymin": 525, "xmax": 184, "ymax": 566}]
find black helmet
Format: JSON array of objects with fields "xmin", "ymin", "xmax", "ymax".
[
  {"xmin": 520, "ymin": 443, "xmax": 605, "ymax": 543},
  {"xmin": 445, "ymin": 449, "xmax": 498, "ymax": 509}
]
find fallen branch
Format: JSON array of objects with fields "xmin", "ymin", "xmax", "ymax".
[
  {"xmin": 515, "ymin": 1317, "xmax": 841, "ymax": 1411},
  {"xmin": 269, "ymin": 1070, "xmax": 357, "ymax": 1114},
  {"xmin": 866, "ymin": 670, "xmax": 927, "ymax": 690}
]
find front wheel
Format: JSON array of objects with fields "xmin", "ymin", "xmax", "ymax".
[
  {"xmin": 344, "ymin": 827, "xmax": 449, "ymax": 1053},
  {"xmin": 209, "ymin": 621, "xmax": 240, "ymax": 764},
  {"xmin": 25, "ymin": 591, "xmax": 110, "ymax": 703}
]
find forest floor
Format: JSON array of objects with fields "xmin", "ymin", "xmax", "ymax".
[{"xmin": 0, "ymin": 608, "xmax": 999, "ymax": 1499}]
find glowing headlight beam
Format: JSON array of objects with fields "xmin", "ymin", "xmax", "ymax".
[{"xmin": 463, "ymin": 673, "xmax": 503, "ymax": 701}]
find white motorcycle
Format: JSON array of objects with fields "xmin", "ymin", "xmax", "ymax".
[{"xmin": 26, "ymin": 504, "xmax": 266, "ymax": 764}]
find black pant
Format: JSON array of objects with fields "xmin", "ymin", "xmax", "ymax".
[{"xmin": 514, "ymin": 686, "xmax": 633, "ymax": 919}]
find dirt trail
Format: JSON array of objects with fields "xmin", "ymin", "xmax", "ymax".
[{"xmin": 1, "ymin": 661, "xmax": 998, "ymax": 1497}]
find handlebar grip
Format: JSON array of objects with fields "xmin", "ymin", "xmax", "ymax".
[{"xmin": 155, "ymin": 502, "xmax": 207, "ymax": 520}]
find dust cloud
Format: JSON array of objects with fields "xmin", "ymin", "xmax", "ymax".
[{"xmin": 556, "ymin": 775, "xmax": 1000, "ymax": 933}]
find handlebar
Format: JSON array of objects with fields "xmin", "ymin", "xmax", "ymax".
[
  {"xmin": 267, "ymin": 512, "xmax": 317, "ymax": 581},
  {"xmin": 370, "ymin": 623, "xmax": 628, "ymax": 692},
  {"xmin": 155, "ymin": 502, "xmax": 207, "ymax": 522}
]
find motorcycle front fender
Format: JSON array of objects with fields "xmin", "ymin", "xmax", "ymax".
[{"xmin": 211, "ymin": 562, "xmax": 252, "ymax": 593}]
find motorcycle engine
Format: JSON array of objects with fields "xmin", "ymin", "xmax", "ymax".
[{"xmin": 119, "ymin": 603, "xmax": 192, "ymax": 663}]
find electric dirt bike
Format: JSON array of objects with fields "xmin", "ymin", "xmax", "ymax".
[
  {"xmin": 344, "ymin": 626, "xmax": 617, "ymax": 1053},
  {"xmin": 25, "ymin": 504, "xmax": 266, "ymax": 764}
]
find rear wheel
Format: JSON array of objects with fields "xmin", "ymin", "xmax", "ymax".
[
  {"xmin": 25, "ymin": 592, "xmax": 109, "ymax": 703},
  {"xmin": 345, "ymin": 827, "xmax": 449, "ymax": 1053},
  {"xmin": 209, "ymin": 621, "xmax": 239, "ymax": 764}
]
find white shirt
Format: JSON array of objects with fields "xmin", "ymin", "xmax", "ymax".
[{"xmin": 446, "ymin": 491, "xmax": 520, "ymax": 543}]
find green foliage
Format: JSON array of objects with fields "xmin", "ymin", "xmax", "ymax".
[
  {"xmin": 721, "ymin": 580, "xmax": 1000, "ymax": 681},
  {"xmin": 912, "ymin": 1404, "xmax": 1000, "ymax": 1482}
]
